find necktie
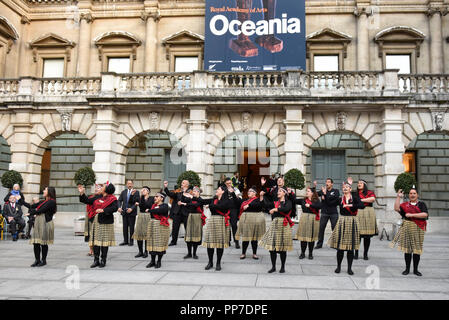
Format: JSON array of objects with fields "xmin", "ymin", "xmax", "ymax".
[{"xmin": 126, "ymin": 190, "xmax": 131, "ymax": 209}]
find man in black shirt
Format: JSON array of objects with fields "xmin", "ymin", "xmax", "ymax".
[
  {"xmin": 223, "ymin": 177, "xmax": 241, "ymax": 249},
  {"xmin": 164, "ymin": 179, "xmax": 190, "ymax": 246},
  {"xmin": 314, "ymin": 178, "xmax": 340, "ymax": 249}
]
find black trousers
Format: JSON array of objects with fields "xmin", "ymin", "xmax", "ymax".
[
  {"xmin": 316, "ymin": 213, "xmax": 338, "ymax": 246},
  {"xmin": 8, "ymin": 218, "xmax": 26, "ymax": 234},
  {"xmin": 170, "ymin": 214, "xmax": 188, "ymax": 244},
  {"xmin": 229, "ymin": 209, "xmax": 239, "ymax": 243},
  {"xmin": 122, "ymin": 214, "xmax": 136, "ymax": 244}
]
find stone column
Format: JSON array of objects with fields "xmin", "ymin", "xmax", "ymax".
[
  {"xmin": 77, "ymin": 13, "xmax": 93, "ymax": 77},
  {"xmin": 354, "ymin": 4, "xmax": 370, "ymax": 71},
  {"xmin": 283, "ymin": 107, "xmax": 305, "ymax": 174},
  {"xmin": 427, "ymin": 4, "xmax": 444, "ymax": 74},
  {"xmin": 377, "ymin": 107, "xmax": 405, "ymax": 222},
  {"xmin": 18, "ymin": 16, "xmax": 30, "ymax": 77},
  {"xmin": 186, "ymin": 106, "xmax": 212, "ymax": 196},
  {"xmin": 141, "ymin": 11, "xmax": 160, "ymax": 72}
]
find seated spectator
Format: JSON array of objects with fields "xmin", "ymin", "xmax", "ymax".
[
  {"xmin": 2, "ymin": 195, "xmax": 26, "ymax": 241},
  {"xmin": 4, "ymin": 184, "xmax": 25, "ymax": 204}
]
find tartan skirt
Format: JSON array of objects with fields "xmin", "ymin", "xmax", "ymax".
[
  {"xmin": 88, "ymin": 215, "xmax": 116, "ymax": 247},
  {"xmin": 235, "ymin": 211, "xmax": 266, "ymax": 241},
  {"xmin": 202, "ymin": 215, "xmax": 230, "ymax": 249},
  {"xmin": 133, "ymin": 212, "xmax": 151, "ymax": 241},
  {"xmin": 146, "ymin": 218, "xmax": 171, "ymax": 254},
  {"xmin": 357, "ymin": 207, "xmax": 378, "ymax": 236},
  {"xmin": 295, "ymin": 213, "xmax": 320, "ymax": 242},
  {"xmin": 29, "ymin": 214, "xmax": 54, "ymax": 245},
  {"xmin": 328, "ymin": 215, "xmax": 360, "ymax": 251},
  {"xmin": 185, "ymin": 213, "xmax": 203, "ymax": 243},
  {"xmin": 259, "ymin": 217, "xmax": 293, "ymax": 252},
  {"xmin": 390, "ymin": 220, "xmax": 425, "ymax": 255}
]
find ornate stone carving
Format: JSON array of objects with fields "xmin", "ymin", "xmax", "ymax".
[
  {"xmin": 149, "ymin": 112, "xmax": 160, "ymax": 131},
  {"xmin": 432, "ymin": 111, "xmax": 445, "ymax": 132},
  {"xmin": 336, "ymin": 112, "xmax": 347, "ymax": 131},
  {"xmin": 58, "ymin": 109, "xmax": 73, "ymax": 131},
  {"xmin": 241, "ymin": 112, "xmax": 251, "ymax": 132}
]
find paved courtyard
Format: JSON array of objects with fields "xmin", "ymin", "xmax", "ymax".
[{"xmin": 0, "ymin": 227, "xmax": 448, "ymax": 300}]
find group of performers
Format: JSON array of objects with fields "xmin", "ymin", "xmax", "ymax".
[{"xmin": 23, "ymin": 176, "xmax": 429, "ymax": 277}]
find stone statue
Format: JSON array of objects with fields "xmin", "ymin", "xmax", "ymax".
[
  {"xmin": 149, "ymin": 112, "xmax": 160, "ymax": 131},
  {"xmin": 336, "ymin": 112, "xmax": 347, "ymax": 131},
  {"xmin": 59, "ymin": 109, "xmax": 73, "ymax": 131},
  {"xmin": 433, "ymin": 112, "xmax": 444, "ymax": 132},
  {"xmin": 242, "ymin": 112, "xmax": 251, "ymax": 132}
]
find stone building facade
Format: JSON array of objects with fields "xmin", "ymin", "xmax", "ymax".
[{"xmin": 0, "ymin": 0, "xmax": 448, "ymax": 231}]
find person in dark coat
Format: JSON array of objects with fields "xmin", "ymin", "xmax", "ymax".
[
  {"xmin": 117, "ymin": 179, "xmax": 140, "ymax": 246},
  {"xmin": 164, "ymin": 179, "xmax": 190, "ymax": 246},
  {"xmin": 2, "ymin": 195, "xmax": 26, "ymax": 241}
]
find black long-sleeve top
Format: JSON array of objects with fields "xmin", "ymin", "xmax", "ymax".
[
  {"xmin": 294, "ymin": 198, "xmax": 322, "ymax": 214},
  {"xmin": 223, "ymin": 190, "xmax": 240, "ymax": 211},
  {"xmin": 261, "ymin": 196, "xmax": 293, "ymax": 220},
  {"xmin": 317, "ymin": 188, "xmax": 340, "ymax": 215},
  {"xmin": 148, "ymin": 203, "xmax": 169, "ymax": 219},
  {"xmin": 30, "ymin": 199, "xmax": 57, "ymax": 223},
  {"xmin": 184, "ymin": 196, "xmax": 205, "ymax": 215},
  {"xmin": 338, "ymin": 192, "xmax": 365, "ymax": 216},
  {"xmin": 138, "ymin": 195, "xmax": 154, "ymax": 213},
  {"xmin": 202, "ymin": 197, "xmax": 231, "ymax": 216},
  {"xmin": 235, "ymin": 197, "xmax": 264, "ymax": 213},
  {"xmin": 79, "ymin": 194, "xmax": 117, "ymax": 224}
]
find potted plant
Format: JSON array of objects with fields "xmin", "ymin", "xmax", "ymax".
[
  {"xmin": 284, "ymin": 168, "xmax": 305, "ymax": 195},
  {"xmin": 394, "ymin": 172, "xmax": 417, "ymax": 199},
  {"xmin": 73, "ymin": 167, "xmax": 96, "ymax": 188},
  {"xmin": 1, "ymin": 170, "xmax": 23, "ymax": 190},
  {"xmin": 177, "ymin": 170, "xmax": 201, "ymax": 188}
]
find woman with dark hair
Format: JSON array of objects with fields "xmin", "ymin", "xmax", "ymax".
[
  {"xmin": 145, "ymin": 191, "xmax": 170, "ymax": 269},
  {"xmin": 328, "ymin": 179, "xmax": 365, "ymax": 275},
  {"xmin": 201, "ymin": 185, "xmax": 231, "ymax": 271},
  {"xmin": 355, "ymin": 179, "xmax": 377, "ymax": 260},
  {"xmin": 391, "ymin": 187, "xmax": 429, "ymax": 276},
  {"xmin": 181, "ymin": 186, "xmax": 206, "ymax": 259},
  {"xmin": 294, "ymin": 187, "xmax": 321, "ymax": 260},
  {"xmin": 259, "ymin": 187, "xmax": 295, "ymax": 274},
  {"xmin": 29, "ymin": 186, "xmax": 57, "ymax": 267},
  {"xmin": 134, "ymin": 186, "xmax": 154, "ymax": 259},
  {"xmin": 79, "ymin": 182, "xmax": 118, "ymax": 268},
  {"xmin": 235, "ymin": 186, "xmax": 266, "ymax": 260},
  {"xmin": 79, "ymin": 183, "xmax": 103, "ymax": 256}
]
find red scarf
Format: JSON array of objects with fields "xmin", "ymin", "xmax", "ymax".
[
  {"xmin": 89, "ymin": 194, "xmax": 117, "ymax": 219},
  {"xmin": 275, "ymin": 201, "xmax": 294, "ymax": 227},
  {"xmin": 400, "ymin": 202, "xmax": 427, "ymax": 231},
  {"xmin": 192, "ymin": 200, "xmax": 207, "ymax": 226},
  {"xmin": 359, "ymin": 190, "xmax": 376, "ymax": 199},
  {"xmin": 36, "ymin": 198, "xmax": 54, "ymax": 210},
  {"xmin": 86, "ymin": 195, "xmax": 96, "ymax": 218},
  {"xmin": 306, "ymin": 198, "xmax": 320, "ymax": 221},
  {"xmin": 342, "ymin": 195, "xmax": 358, "ymax": 216},
  {"xmin": 214, "ymin": 199, "xmax": 230, "ymax": 227},
  {"xmin": 239, "ymin": 197, "xmax": 258, "ymax": 219},
  {"xmin": 152, "ymin": 203, "xmax": 169, "ymax": 227}
]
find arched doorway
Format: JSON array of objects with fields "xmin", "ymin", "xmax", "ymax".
[
  {"xmin": 405, "ymin": 131, "xmax": 449, "ymax": 217},
  {"xmin": 124, "ymin": 131, "xmax": 186, "ymax": 190},
  {"xmin": 213, "ymin": 131, "xmax": 280, "ymax": 195},
  {"xmin": 0, "ymin": 135, "xmax": 12, "ymax": 201}
]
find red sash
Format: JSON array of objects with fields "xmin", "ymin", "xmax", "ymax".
[
  {"xmin": 306, "ymin": 198, "xmax": 320, "ymax": 221},
  {"xmin": 400, "ymin": 202, "xmax": 427, "ymax": 231},
  {"xmin": 239, "ymin": 197, "xmax": 258, "ymax": 219},
  {"xmin": 86, "ymin": 195, "xmax": 96, "ymax": 218},
  {"xmin": 151, "ymin": 203, "xmax": 169, "ymax": 226},
  {"xmin": 275, "ymin": 201, "xmax": 294, "ymax": 227},
  {"xmin": 37, "ymin": 199, "xmax": 52, "ymax": 210},
  {"xmin": 341, "ymin": 195, "xmax": 358, "ymax": 216},
  {"xmin": 192, "ymin": 200, "xmax": 207, "ymax": 226},
  {"xmin": 89, "ymin": 195, "xmax": 117, "ymax": 219},
  {"xmin": 214, "ymin": 199, "xmax": 230, "ymax": 227},
  {"xmin": 359, "ymin": 190, "xmax": 376, "ymax": 199}
]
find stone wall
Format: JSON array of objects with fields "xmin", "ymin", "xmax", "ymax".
[
  {"xmin": 0, "ymin": 136, "xmax": 11, "ymax": 202},
  {"xmin": 48, "ymin": 133, "xmax": 94, "ymax": 212},
  {"xmin": 305, "ymin": 133, "xmax": 375, "ymax": 189},
  {"xmin": 408, "ymin": 132, "xmax": 449, "ymax": 217}
]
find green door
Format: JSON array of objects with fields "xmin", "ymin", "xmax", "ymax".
[{"xmin": 312, "ymin": 150, "xmax": 346, "ymax": 188}]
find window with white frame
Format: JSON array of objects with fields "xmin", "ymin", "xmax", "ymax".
[
  {"xmin": 386, "ymin": 54, "xmax": 411, "ymax": 90},
  {"xmin": 107, "ymin": 57, "xmax": 130, "ymax": 73},
  {"xmin": 42, "ymin": 58, "xmax": 65, "ymax": 78},
  {"xmin": 174, "ymin": 56, "xmax": 198, "ymax": 89},
  {"xmin": 313, "ymin": 55, "xmax": 339, "ymax": 72}
]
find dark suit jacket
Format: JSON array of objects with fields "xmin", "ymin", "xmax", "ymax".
[
  {"xmin": 118, "ymin": 189, "xmax": 140, "ymax": 216},
  {"xmin": 164, "ymin": 187, "xmax": 188, "ymax": 218},
  {"xmin": 2, "ymin": 202, "xmax": 24, "ymax": 220}
]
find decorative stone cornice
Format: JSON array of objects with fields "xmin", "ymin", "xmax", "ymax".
[
  {"xmin": 426, "ymin": 5, "xmax": 446, "ymax": 16},
  {"xmin": 140, "ymin": 11, "xmax": 161, "ymax": 23},
  {"xmin": 80, "ymin": 12, "xmax": 94, "ymax": 23},
  {"xmin": 21, "ymin": 16, "xmax": 30, "ymax": 25},
  {"xmin": 353, "ymin": 6, "xmax": 373, "ymax": 17}
]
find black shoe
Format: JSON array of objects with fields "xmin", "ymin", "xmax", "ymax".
[
  {"xmin": 142, "ymin": 252, "xmax": 148, "ymax": 258},
  {"xmin": 37, "ymin": 260, "xmax": 47, "ymax": 267},
  {"xmin": 363, "ymin": 255, "xmax": 369, "ymax": 261},
  {"xmin": 99, "ymin": 260, "xmax": 106, "ymax": 268},
  {"xmin": 335, "ymin": 267, "xmax": 341, "ymax": 274},
  {"xmin": 235, "ymin": 242, "xmax": 240, "ymax": 249},
  {"xmin": 31, "ymin": 260, "xmax": 40, "ymax": 267},
  {"xmin": 414, "ymin": 270, "xmax": 422, "ymax": 277},
  {"xmin": 299, "ymin": 253, "xmax": 305, "ymax": 259},
  {"xmin": 315, "ymin": 244, "xmax": 322, "ymax": 249},
  {"xmin": 135, "ymin": 252, "xmax": 144, "ymax": 258},
  {"xmin": 146, "ymin": 261, "xmax": 156, "ymax": 268},
  {"xmin": 308, "ymin": 254, "xmax": 314, "ymax": 260},
  {"xmin": 193, "ymin": 255, "xmax": 199, "ymax": 260},
  {"xmin": 128, "ymin": 242, "xmax": 134, "ymax": 246},
  {"xmin": 90, "ymin": 259, "xmax": 100, "ymax": 268},
  {"xmin": 347, "ymin": 269, "xmax": 354, "ymax": 275},
  {"xmin": 168, "ymin": 242, "xmax": 176, "ymax": 246},
  {"xmin": 279, "ymin": 267, "xmax": 285, "ymax": 273},
  {"xmin": 184, "ymin": 254, "xmax": 192, "ymax": 259},
  {"xmin": 119, "ymin": 242, "xmax": 128, "ymax": 246},
  {"xmin": 354, "ymin": 252, "xmax": 359, "ymax": 260},
  {"xmin": 155, "ymin": 261, "xmax": 161, "ymax": 269},
  {"xmin": 268, "ymin": 267, "xmax": 276, "ymax": 273},
  {"xmin": 205, "ymin": 262, "xmax": 213, "ymax": 270},
  {"xmin": 215, "ymin": 263, "xmax": 222, "ymax": 271},
  {"xmin": 402, "ymin": 269, "xmax": 410, "ymax": 275}
]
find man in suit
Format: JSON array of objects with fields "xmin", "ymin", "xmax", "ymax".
[
  {"xmin": 118, "ymin": 179, "xmax": 140, "ymax": 246},
  {"xmin": 164, "ymin": 179, "xmax": 190, "ymax": 246},
  {"xmin": 314, "ymin": 178, "xmax": 340, "ymax": 249},
  {"xmin": 2, "ymin": 195, "xmax": 26, "ymax": 241}
]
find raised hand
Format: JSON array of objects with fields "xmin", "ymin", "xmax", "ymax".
[
  {"xmin": 397, "ymin": 189, "xmax": 404, "ymax": 198},
  {"xmin": 347, "ymin": 177, "xmax": 353, "ymax": 185},
  {"xmin": 163, "ymin": 181, "xmax": 169, "ymax": 188},
  {"xmin": 261, "ymin": 177, "xmax": 266, "ymax": 185}
]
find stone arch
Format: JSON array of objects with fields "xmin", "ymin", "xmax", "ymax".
[{"xmin": 402, "ymin": 110, "xmax": 449, "ymax": 148}]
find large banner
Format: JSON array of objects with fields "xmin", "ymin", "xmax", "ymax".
[{"xmin": 204, "ymin": 0, "xmax": 306, "ymax": 72}]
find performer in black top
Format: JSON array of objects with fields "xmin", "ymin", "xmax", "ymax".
[
  {"xmin": 224, "ymin": 177, "xmax": 241, "ymax": 249},
  {"xmin": 391, "ymin": 187, "xmax": 429, "ymax": 276},
  {"xmin": 234, "ymin": 186, "xmax": 266, "ymax": 260},
  {"xmin": 164, "ymin": 179, "xmax": 190, "ymax": 246},
  {"xmin": 259, "ymin": 187, "xmax": 295, "ymax": 273},
  {"xmin": 202, "ymin": 185, "xmax": 232, "ymax": 271},
  {"xmin": 314, "ymin": 178, "xmax": 340, "ymax": 249},
  {"xmin": 134, "ymin": 186, "xmax": 154, "ymax": 258},
  {"xmin": 79, "ymin": 183, "xmax": 103, "ymax": 256},
  {"xmin": 328, "ymin": 180, "xmax": 365, "ymax": 275},
  {"xmin": 294, "ymin": 187, "xmax": 322, "ymax": 259},
  {"xmin": 146, "ymin": 191, "xmax": 170, "ymax": 269},
  {"xmin": 29, "ymin": 187, "xmax": 57, "ymax": 267}
]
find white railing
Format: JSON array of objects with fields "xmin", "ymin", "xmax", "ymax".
[
  {"xmin": 0, "ymin": 79, "xmax": 19, "ymax": 96},
  {"xmin": 116, "ymin": 73, "xmax": 192, "ymax": 93},
  {"xmin": 307, "ymin": 72, "xmax": 383, "ymax": 91},
  {"xmin": 398, "ymin": 74, "xmax": 449, "ymax": 94},
  {"xmin": 39, "ymin": 78, "xmax": 101, "ymax": 96}
]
